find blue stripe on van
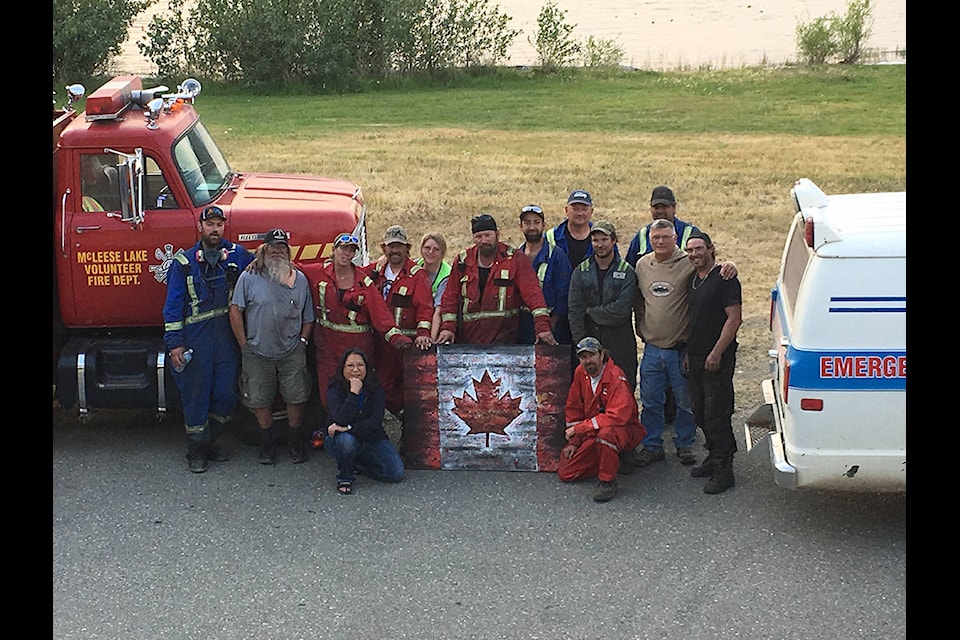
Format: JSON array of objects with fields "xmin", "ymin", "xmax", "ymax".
[
  {"xmin": 787, "ymin": 346, "xmax": 906, "ymax": 391},
  {"xmin": 828, "ymin": 296, "xmax": 907, "ymax": 313}
]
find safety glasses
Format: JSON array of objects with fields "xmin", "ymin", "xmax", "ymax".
[
  {"xmin": 334, "ymin": 233, "xmax": 360, "ymax": 247},
  {"xmin": 521, "ymin": 205, "xmax": 543, "ymax": 215}
]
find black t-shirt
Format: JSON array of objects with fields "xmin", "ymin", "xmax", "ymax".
[
  {"xmin": 566, "ymin": 235, "xmax": 591, "ymax": 269},
  {"xmin": 478, "ymin": 265, "xmax": 491, "ymax": 296},
  {"xmin": 687, "ymin": 266, "xmax": 742, "ymax": 359}
]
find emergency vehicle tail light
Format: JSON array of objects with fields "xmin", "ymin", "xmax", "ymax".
[
  {"xmin": 800, "ymin": 398, "xmax": 823, "ymax": 411},
  {"xmin": 803, "ymin": 218, "xmax": 814, "ymax": 248},
  {"xmin": 782, "ymin": 361, "xmax": 791, "ymax": 404}
]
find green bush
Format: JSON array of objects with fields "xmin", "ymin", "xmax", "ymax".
[
  {"xmin": 141, "ymin": 0, "xmax": 519, "ymax": 89},
  {"xmin": 795, "ymin": 0, "xmax": 874, "ymax": 65},
  {"xmin": 530, "ymin": 1, "xmax": 580, "ymax": 72},
  {"xmin": 53, "ymin": 0, "xmax": 154, "ymax": 81},
  {"xmin": 580, "ymin": 36, "xmax": 625, "ymax": 68}
]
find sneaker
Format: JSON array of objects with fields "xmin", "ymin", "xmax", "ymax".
[
  {"xmin": 258, "ymin": 444, "xmax": 276, "ymax": 465},
  {"xmin": 187, "ymin": 456, "xmax": 208, "ymax": 474},
  {"xmin": 618, "ymin": 449, "xmax": 637, "ymax": 475},
  {"xmin": 207, "ymin": 445, "xmax": 231, "ymax": 463},
  {"xmin": 676, "ymin": 446, "xmax": 697, "ymax": 466},
  {"xmin": 635, "ymin": 448, "xmax": 665, "ymax": 467},
  {"xmin": 289, "ymin": 441, "xmax": 307, "ymax": 464},
  {"xmin": 593, "ymin": 480, "xmax": 618, "ymax": 502}
]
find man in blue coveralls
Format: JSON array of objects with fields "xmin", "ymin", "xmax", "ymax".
[{"xmin": 163, "ymin": 205, "xmax": 255, "ymax": 473}]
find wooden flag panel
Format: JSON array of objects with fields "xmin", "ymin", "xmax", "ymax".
[{"xmin": 402, "ymin": 345, "xmax": 573, "ymax": 472}]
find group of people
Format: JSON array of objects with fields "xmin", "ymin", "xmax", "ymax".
[{"xmin": 162, "ymin": 184, "xmax": 743, "ymax": 501}]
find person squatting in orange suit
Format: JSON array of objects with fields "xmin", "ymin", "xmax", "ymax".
[{"xmin": 558, "ymin": 336, "xmax": 646, "ymax": 502}]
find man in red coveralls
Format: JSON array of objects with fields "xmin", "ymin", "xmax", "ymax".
[
  {"xmin": 436, "ymin": 214, "xmax": 558, "ymax": 346},
  {"xmin": 300, "ymin": 232, "xmax": 412, "ymax": 412},
  {"xmin": 558, "ymin": 336, "xmax": 646, "ymax": 502},
  {"xmin": 363, "ymin": 225, "xmax": 435, "ymax": 419}
]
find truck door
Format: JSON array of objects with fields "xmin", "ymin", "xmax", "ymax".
[{"xmin": 66, "ymin": 150, "xmax": 197, "ymax": 327}]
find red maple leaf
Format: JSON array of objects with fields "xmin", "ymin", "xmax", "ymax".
[{"xmin": 452, "ymin": 370, "xmax": 523, "ymax": 447}]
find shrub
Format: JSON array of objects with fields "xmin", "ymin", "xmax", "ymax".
[
  {"xmin": 795, "ymin": 0, "xmax": 874, "ymax": 65},
  {"xmin": 580, "ymin": 36, "xmax": 625, "ymax": 68},
  {"xmin": 53, "ymin": 0, "xmax": 154, "ymax": 81},
  {"xmin": 530, "ymin": 1, "xmax": 580, "ymax": 72}
]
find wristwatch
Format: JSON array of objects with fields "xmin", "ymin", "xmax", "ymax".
[{"xmin": 299, "ymin": 336, "xmax": 308, "ymax": 345}]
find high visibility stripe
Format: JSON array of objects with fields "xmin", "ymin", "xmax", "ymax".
[
  {"xmin": 165, "ymin": 321, "xmax": 184, "ymax": 331},
  {"xmin": 461, "ymin": 308, "xmax": 520, "ymax": 321},
  {"xmin": 185, "ymin": 307, "xmax": 229, "ymax": 325},
  {"xmin": 316, "ymin": 280, "xmax": 371, "ymax": 333},
  {"xmin": 679, "ymin": 225, "xmax": 693, "ymax": 250}
]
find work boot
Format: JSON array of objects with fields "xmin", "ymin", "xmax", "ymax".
[
  {"xmin": 593, "ymin": 480, "xmax": 618, "ymax": 503},
  {"xmin": 207, "ymin": 443, "xmax": 231, "ymax": 463},
  {"xmin": 635, "ymin": 448, "xmax": 665, "ymax": 467},
  {"xmin": 258, "ymin": 428, "xmax": 276, "ymax": 465},
  {"xmin": 186, "ymin": 443, "xmax": 208, "ymax": 473},
  {"xmin": 618, "ymin": 449, "xmax": 637, "ymax": 475},
  {"xmin": 690, "ymin": 456, "xmax": 715, "ymax": 478},
  {"xmin": 288, "ymin": 429, "xmax": 307, "ymax": 464},
  {"xmin": 703, "ymin": 457, "xmax": 735, "ymax": 494},
  {"xmin": 676, "ymin": 446, "xmax": 697, "ymax": 466}
]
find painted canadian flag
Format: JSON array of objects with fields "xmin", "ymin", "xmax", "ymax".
[{"xmin": 402, "ymin": 345, "xmax": 573, "ymax": 472}]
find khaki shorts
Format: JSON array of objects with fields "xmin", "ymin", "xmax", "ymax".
[{"xmin": 239, "ymin": 343, "xmax": 311, "ymax": 408}]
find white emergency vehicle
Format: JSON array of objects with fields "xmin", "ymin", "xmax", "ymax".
[{"xmin": 747, "ymin": 178, "xmax": 906, "ymax": 492}]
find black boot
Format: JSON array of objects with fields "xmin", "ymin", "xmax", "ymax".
[
  {"xmin": 258, "ymin": 427, "xmax": 276, "ymax": 465},
  {"xmin": 186, "ymin": 443, "xmax": 208, "ymax": 474},
  {"xmin": 690, "ymin": 456, "xmax": 715, "ymax": 478},
  {"xmin": 288, "ymin": 428, "xmax": 307, "ymax": 464},
  {"xmin": 703, "ymin": 457, "xmax": 735, "ymax": 494}
]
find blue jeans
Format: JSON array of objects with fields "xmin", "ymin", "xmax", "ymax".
[
  {"xmin": 326, "ymin": 432, "xmax": 405, "ymax": 484},
  {"xmin": 639, "ymin": 344, "xmax": 696, "ymax": 451}
]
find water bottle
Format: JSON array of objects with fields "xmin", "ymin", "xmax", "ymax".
[{"xmin": 173, "ymin": 348, "xmax": 194, "ymax": 373}]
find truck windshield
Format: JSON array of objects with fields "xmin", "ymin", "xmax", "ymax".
[{"xmin": 173, "ymin": 121, "xmax": 232, "ymax": 206}]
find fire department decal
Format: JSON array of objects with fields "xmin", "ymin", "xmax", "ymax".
[{"xmin": 149, "ymin": 243, "xmax": 180, "ymax": 284}]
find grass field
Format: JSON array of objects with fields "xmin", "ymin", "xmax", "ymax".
[{"xmin": 188, "ymin": 65, "xmax": 906, "ymax": 414}]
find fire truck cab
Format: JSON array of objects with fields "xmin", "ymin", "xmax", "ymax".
[{"xmin": 53, "ymin": 76, "xmax": 369, "ymax": 418}]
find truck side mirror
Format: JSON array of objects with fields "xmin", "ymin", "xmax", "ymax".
[{"xmin": 117, "ymin": 148, "xmax": 145, "ymax": 225}]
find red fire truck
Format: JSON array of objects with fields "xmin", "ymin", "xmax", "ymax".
[{"xmin": 53, "ymin": 75, "xmax": 369, "ymax": 420}]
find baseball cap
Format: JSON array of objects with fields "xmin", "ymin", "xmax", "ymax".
[
  {"xmin": 687, "ymin": 228, "xmax": 712, "ymax": 246},
  {"xmin": 263, "ymin": 228, "xmax": 288, "ymax": 245},
  {"xmin": 567, "ymin": 190, "xmax": 593, "ymax": 206},
  {"xmin": 519, "ymin": 204, "xmax": 544, "ymax": 221},
  {"xmin": 589, "ymin": 220, "xmax": 616, "ymax": 237},
  {"xmin": 199, "ymin": 205, "xmax": 226, "ymax": 221},
  {"xmin": 471, "ymin": 213, "xmax": 498, "ymax": 234},
  {"xmin": 576, "ymin": 336, "xmax": 603, "ymax": 354},
  {"xmin": 382, "ymin": 225, "xmax": 410, "ymax": 245},
  {"xmin": 650, "ymin": 186, "xmax": 676, "ymax": 206}
]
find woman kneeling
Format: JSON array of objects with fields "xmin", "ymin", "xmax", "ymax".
[{"xmin": 325, "ymin": 348, "xmax": 405, "ymax": 495}]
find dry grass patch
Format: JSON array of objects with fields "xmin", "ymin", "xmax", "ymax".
[{"xmin": 220, "ymin": 128, "xmax": 905, "ymax": 412}]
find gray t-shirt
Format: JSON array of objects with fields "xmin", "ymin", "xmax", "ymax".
[{"xmin": 232, "ymin": 268, "xmax": 315, "ymax": 359}]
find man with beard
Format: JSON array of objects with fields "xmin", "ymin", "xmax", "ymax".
[
  {"xmin": 558, "ymin": 337, "xmax": 645, "ymax": 503},
  {"xmin": 229, "ymin": 228, "xmax": 315, "ymax": 465},
  {"xmin": 163, "ymin": 206, "xmax": 254, "ymax": 473},
  {"xmin": 684, "ymin": 230, "xmax": 742, "ymax": 494},
  {"xmin": 437, "ymin": 214, "xmax": 558, "ymax": 346},
  {"xmin": 567, "ymin": 221, "xmax": 639, "ymax": 394},
  {"xmin": 363, "ymin": 225, "xmax": 434, "ymax": 418},
  {"xmin": 517, "ymin": 204, "xmax": 573, "ymax": 345}
]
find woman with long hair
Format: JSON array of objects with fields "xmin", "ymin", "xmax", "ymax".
[{"xmin": 325, "ymin": 348, "xmax": 404, "ymax": 495}]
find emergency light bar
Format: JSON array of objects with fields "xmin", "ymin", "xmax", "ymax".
[{"xmin": 84, "ymin": 76, "xmax": 142, "ymax": 121}]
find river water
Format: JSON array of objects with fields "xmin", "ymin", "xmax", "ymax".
[{"xmin": 110, "ymin": 0, "xmax": 906, "ymax": 75}]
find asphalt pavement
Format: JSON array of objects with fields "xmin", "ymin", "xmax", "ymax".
[{"xmin": 53, "ymin": 408, "xmax": 906, "ymax": 640}]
